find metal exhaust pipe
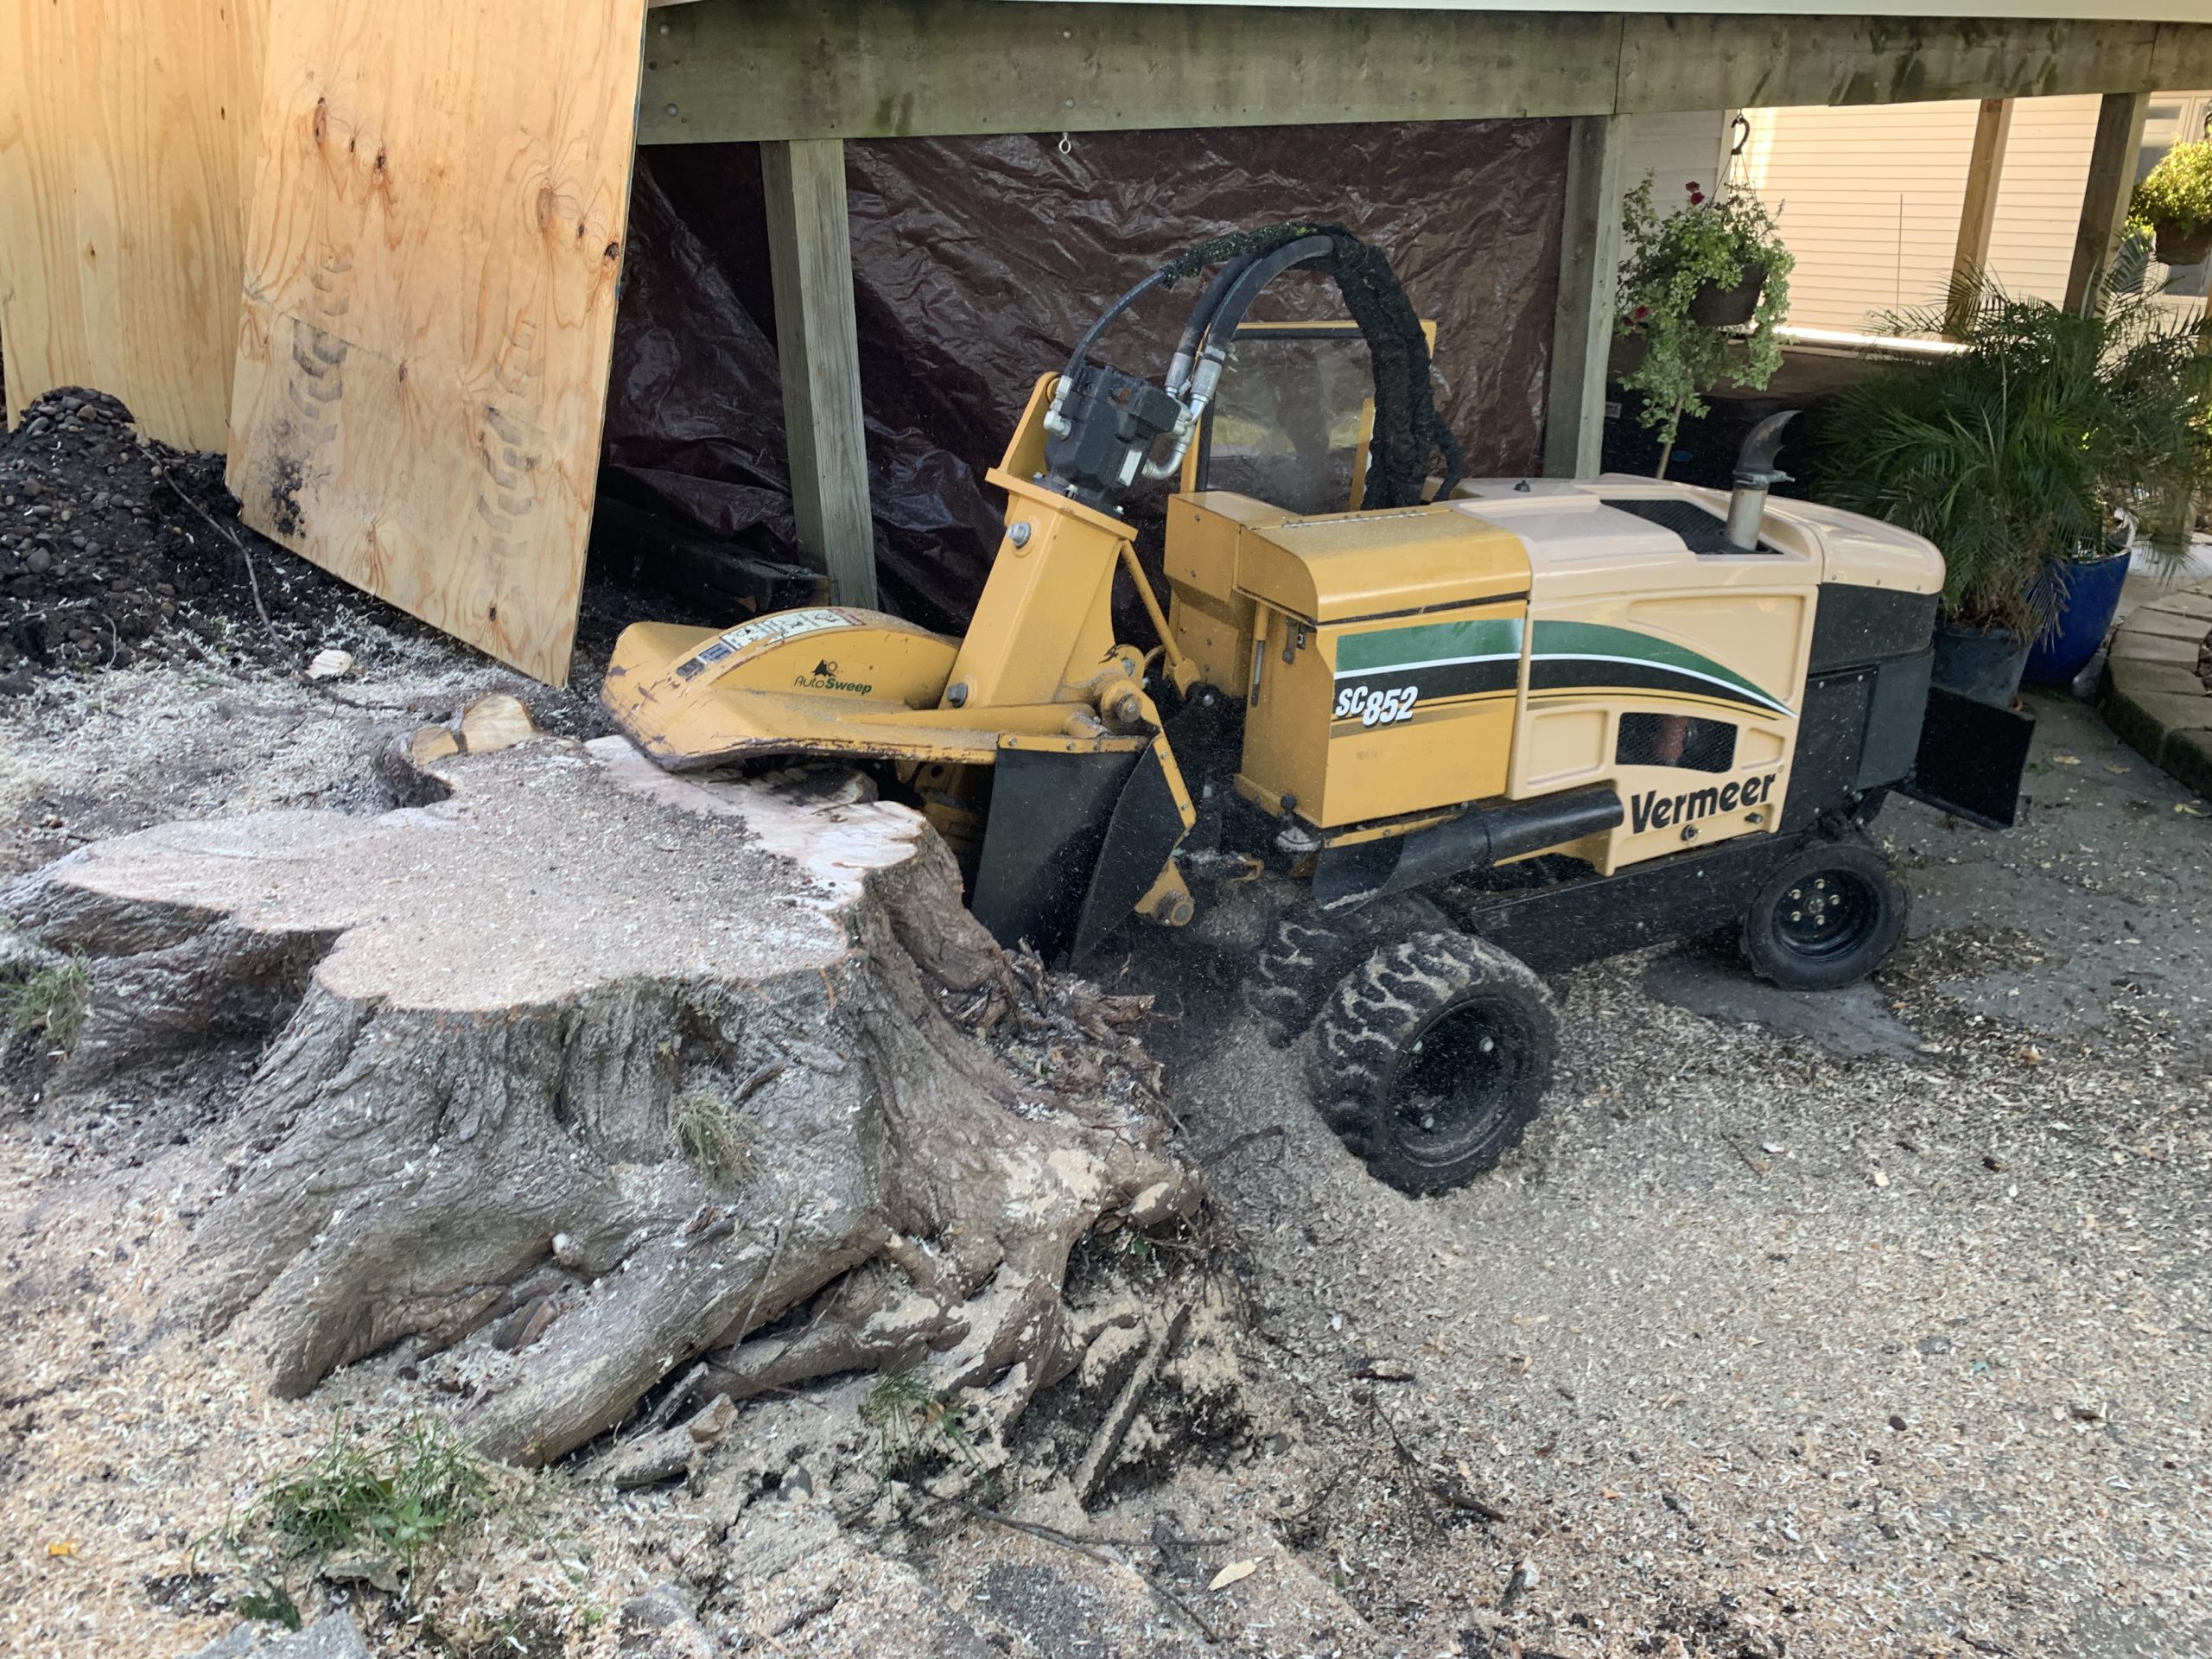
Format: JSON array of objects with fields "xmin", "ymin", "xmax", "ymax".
[
  {"xmin": 1313, "ymin": 784, "xmax": 1625, "ymax": 912},
  {"xmin": 1723, "ymin": 410, "xmax": 1800, "ymax": 554}
]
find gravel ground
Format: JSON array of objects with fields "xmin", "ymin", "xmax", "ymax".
[{"xmin": 1103, "ymin": 689, "xmax": 2212, "ymax": 1659}]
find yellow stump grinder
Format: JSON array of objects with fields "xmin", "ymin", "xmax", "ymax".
[{"xmin": 604, "ymin": 226, "xmax": 2030, "ymax": 1194}]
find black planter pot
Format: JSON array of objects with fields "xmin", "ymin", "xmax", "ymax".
[
  {"xmin": 2153, "ymin": 219, "xmax": 2212, "ymax": 267},
  {"xmin": 1688, "ymin": 271, "xmax": 1764, "ymax": 327},
  {"xmin": 1931, "ymin": 622, "xmax": 2031, "ymax": 707}
]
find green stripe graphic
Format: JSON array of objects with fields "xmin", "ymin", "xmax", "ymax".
[
  {"xmin": 1334, "ymin": 616, "xmax": 1524, "ymax": 677},
  {"xmin": 1529, "ymin": 620, "xmax": 1789, "ymax": 714}
]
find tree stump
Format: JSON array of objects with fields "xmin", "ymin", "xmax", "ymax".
[{"xmin": 2, "ymin": 737, "xmax": 1198, "ymax": 1465}]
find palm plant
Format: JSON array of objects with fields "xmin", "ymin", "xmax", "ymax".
[{"xmin": 1817, "ymin": 249, "xmax": 2212, "ymax": 635}]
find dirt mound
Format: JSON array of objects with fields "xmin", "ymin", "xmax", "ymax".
[{"xmin": 0, "ymin": 388, "xmax": 416, "ymax": 691}]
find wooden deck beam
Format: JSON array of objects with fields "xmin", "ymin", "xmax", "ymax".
[
  {"xmin": 1543, "ymin": 114, "xmax": 1629, "ymax": 480},
  {"xmin": 760, "ymin": 138, "xmax": 877, "ymax": 608},
  {"xmin": 639, "ymin": 3, "xmax": 2212, "ymax": 146},
  {"xmin": 1948, "ymin": 97, "xmax": 2015, "ymax": 335},
  {"xmin": 2066, "ymin": 91, "xmax": 2152, "ymax": 313}
]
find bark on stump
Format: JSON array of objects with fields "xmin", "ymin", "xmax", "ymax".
[{"xmin": 2, "ymin": 737, "xmax": 1197, "ymax": 1465}]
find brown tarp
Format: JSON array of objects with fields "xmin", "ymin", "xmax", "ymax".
[{"xmin": 603, "ymin": 122, "xmax": 1570, "ymax": 631}]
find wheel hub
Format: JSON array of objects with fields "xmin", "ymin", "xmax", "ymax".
[
  {"xmin": 1394, "ymin": 1007, "xmax": 1529, "ymax": 1164},
  {"xmin": 1777, "ymin": 870, "xmax": 1872, "ymax": 957}
]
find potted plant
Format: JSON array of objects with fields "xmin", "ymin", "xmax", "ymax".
[
  {"xmin": 2131, "ymin": 137, "xmax": 2212, "ymax": 267},
  {"xmin": 1816, "ymin": 258, "xmax": 2212, "ymax": 702},
  {"xmin": 1614, "ymin": 177, "xmax": 1796, "ymax": 476}
]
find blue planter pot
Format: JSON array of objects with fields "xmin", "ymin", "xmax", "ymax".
[{"xmin": 2023, "ymin": 548, "xmax": 2133, "ymax": 685}]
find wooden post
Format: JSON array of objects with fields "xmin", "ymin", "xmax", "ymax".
[
  {"xmin": 760, "ymin": 139, "xmax": 877, "ymax": 607},
  {"xmin": 2065, "ymin": 91, "xmax": 2152, "ymax": 315},
  {"xmin": 1946, "ymin": 97, "xmax": 2013, "ymax": 335},
  {"xmin": 1543, "ymin": 113, "xmax": 1630, "ymax": 479}
]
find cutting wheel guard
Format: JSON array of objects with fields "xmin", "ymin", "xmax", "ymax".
[{"xmin": 969, "ymin": 741, "xmax": 1189, "ymax": 963}]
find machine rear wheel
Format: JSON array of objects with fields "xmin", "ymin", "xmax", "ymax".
[
  {"xmin": 1309, "ymin": 932, "xmax": 1558, "ymax": 1196},
  {"xmin": 1739, "ymin": 839, "xmax": 1906, "ymax": 990},
  {"xmin": 1246, "ymin": 893, "xmax": 1452, "ymax": 1046}
]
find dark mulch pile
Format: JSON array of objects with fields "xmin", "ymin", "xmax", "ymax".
[
  {"xmin": 0, "ymin": 388, "xmax": 419, "ymax": 694},
  {"xmin": 0, "ymin": 386, "xmax": 729, "ymax": 715}
]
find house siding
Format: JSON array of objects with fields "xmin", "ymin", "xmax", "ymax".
[{"xmin": 1741, "ymin": 92, "xmax": 2210, "ymax": 331}]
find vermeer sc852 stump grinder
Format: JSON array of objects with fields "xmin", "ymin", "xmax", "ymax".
[{"xmin": 604, "ymin": 226, "xmax": 2031, "ymax": 1194}]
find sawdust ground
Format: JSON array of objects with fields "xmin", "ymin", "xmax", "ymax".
[
  {"xmin": 4, "ymin": 625, "xmax": 2209, "ymax": 1659},
  {"xmin": 1100, "ymin": 690, "xmax": 2212, "ymax": 1659}
]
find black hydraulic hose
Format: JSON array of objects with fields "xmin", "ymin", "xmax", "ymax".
[
  {"xmin": 1190, "ymin": 236, "xmax": 1337, "ymax": 360},
  {"xmin": 1062, "ymin": 266, "xmax": 1174, "ymax": 383},
  {"xmin": 1061, "ymin": 238, "xmax": 1304, "ymax": 389},
  {"xmin": 1165, "ymin": 252, "xmax": 1261, "ymax": 390},
  {"xmin": 1052, "ymin": 224, "xmax": 1463, "ymax": 511}
]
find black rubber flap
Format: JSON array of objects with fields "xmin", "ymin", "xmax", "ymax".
[
  {"xmin": 1313, "ymin": 835, "xmax": 1408, "ymax": 912},
  {"xmin": 970, "ymin": 747, "xmax": 1145, "ymax": 961},
  {"xmin": 1901, "ymin": 683, "xmax": 2033, "ymax": 830},
  {"xmin": 1071, "ymin": 741, "xmax": 1191, "ymax": 962}
]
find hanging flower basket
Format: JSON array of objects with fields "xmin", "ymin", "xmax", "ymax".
[
  {"xmin": 1688, "ymin": 270, "xmax": 1766, "ymax": 327},
  {"xmin": 2132, "ymin": 138, "xmax": 2212, "ymax": 270},
  {"xmin": 1612, "ymin": 178, "xmax": 1794, "ymax": 477},
  {"xmin": 2153, "ymin": 219, "xmax": 2212, "ymax": 268}
]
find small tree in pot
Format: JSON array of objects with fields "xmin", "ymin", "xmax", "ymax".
[
  {"xmin": 1817, "ymin": 257, "xmax": 2212, "ymax": 701},
  {"xmin": 1615, "ymin": 177, "xmax": 1796, "ymax": 476},
  {"xmin": 2131, "ymin": 138, "xmax": 2212, "ymax": 267}
]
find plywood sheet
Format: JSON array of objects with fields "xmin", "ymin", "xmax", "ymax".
[
  {"xmin": 226, "ymin": 0, "xmax": 647, "ymax": 683},
  {"xmin": 0, "ymin": 0, "xmax": 264, "ymax": 449}
]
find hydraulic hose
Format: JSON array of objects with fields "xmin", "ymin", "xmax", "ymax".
[
  {"xmin": 1061, "ymin": 267, "xmax": 1173, "ymax": 385},
  {"xmin": 1047, "ymin": 263, "xmax": 1181, "ymax": 439},
  {"xmin": 1163, "ymin": 252, "xmax": 1261, "ymax": 397},
  {"xmin": 1189, "ymin": 235, "xmax": 1337, "ymax": 363},
  {"xmin": 1137, "ymin": 236, "xmax": 1335, "ymax": 480}
]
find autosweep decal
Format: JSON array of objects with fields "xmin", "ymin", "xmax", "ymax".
[
  {"xmin": 1330, "ymin": 616, "xmax": 1523, "ymax": 728},
  {"xmin": 675, "ymin": 608, "xmax": 853, "ymax": 681},
  {"xmin": 1528, "ymin": 620, "xmax": 1791, "ymax": 716}
]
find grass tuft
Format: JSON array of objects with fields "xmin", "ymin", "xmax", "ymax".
[
  {"xmin": 254, "ymin": 1412, "xmax": 488, "ymax": 1572},
  {"xmin": 3, "ymin": 956, "xmax": 91, "ymax": 1050},
  {"xmin": 861, "ymin": 1367, "xmax": 988, "ymax": 1486},
  {"xmin": 233, "ymin": 1586, "xmax": 302, "ymax": 1630},
  {"xmin": 674, "ymin": 1088, "xmax": 755, "ymax": 1185}
]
